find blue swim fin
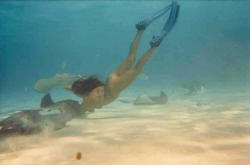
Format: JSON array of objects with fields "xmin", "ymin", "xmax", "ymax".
[
  {"xmin": 150, "ymin": 1, "xmax": 180, "ymax": 47},
  {"xmin": 136, "ymin": 4, "xmax": 172, "ymax": 31}
]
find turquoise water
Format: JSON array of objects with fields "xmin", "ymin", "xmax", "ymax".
[
  {"xmin": 0, "ymin": 1, "xmax": 250, "ymax": 165},
  {"xmin": 1, "ymin": 1, "xmax": 250, "ymax": 95}
]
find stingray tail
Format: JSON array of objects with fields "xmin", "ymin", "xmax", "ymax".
[{"xmin": 40, "ymin": 93, "xmax": 55, "ymax": 108}]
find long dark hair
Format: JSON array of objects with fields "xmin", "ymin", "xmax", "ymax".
[{"xmin": 71, "ymin": 76, "xmax": 104, "ymax": 96}]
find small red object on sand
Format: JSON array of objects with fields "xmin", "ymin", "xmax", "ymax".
[{"xmin": 76, "ymin": 152, "xmax": 82, "ymax": 160}]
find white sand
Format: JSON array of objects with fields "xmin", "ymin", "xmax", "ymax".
[{"xmin": 0, "ymin": 93, "xmax": 250, "ymax": 165}]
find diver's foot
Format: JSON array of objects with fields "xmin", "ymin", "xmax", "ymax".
[
  {"xmin": 150, "ymin": 36, "xmax": 162, "ymax": 47},
  {"xmin": 135, "ymin": 20, "xmax": 148, "ymax": 31}
]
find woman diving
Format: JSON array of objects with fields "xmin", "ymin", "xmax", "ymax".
[{"xmin": 67, "ymin": 1, "xmax": 180, "ymax": 112}]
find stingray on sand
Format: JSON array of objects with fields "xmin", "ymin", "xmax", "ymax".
[
  {"xmin": 0, "ymin": 94, "xmax": 86, "ymax": 136},
  {"xmin": 120, "ymin": 91, "xmax": 168, "ymax": 105},
  {"xmin": 0, "ymin": 110, "xmax": 68, "ymax": 135}
]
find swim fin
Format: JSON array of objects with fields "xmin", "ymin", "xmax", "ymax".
[
  {"xmin": 150, "ymin": 1, "xmax": 180, "ymax": 47},
  {"xmin": 136, "ymin": 4, "xmax": 172, "ymax": 31}
]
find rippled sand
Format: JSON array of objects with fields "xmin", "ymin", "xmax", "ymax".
[{"xmin": 0, "ymin": 93, "xmax": 250, "ymax": 165}]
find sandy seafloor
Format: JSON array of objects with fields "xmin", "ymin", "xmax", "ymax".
[{"xmin": 0, "ymin": 89, "xmax": 250, "ymax": 165}]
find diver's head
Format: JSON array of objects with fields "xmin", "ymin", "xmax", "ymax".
[{"xmin": 71, "ymin": 76, "xmax": 104, "ymax": 97}]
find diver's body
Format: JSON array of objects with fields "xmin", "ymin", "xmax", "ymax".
[
  {"xmin": 82, "ymin": 31, "xmax": 157, "ymax": 111},
  {"xmin": 69, "ymin": 2, "xmax": 179, "ymax": 112}
]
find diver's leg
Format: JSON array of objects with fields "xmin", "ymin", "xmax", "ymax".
[
  {"xmin": 121, "ymin": 47, "xmax": 157, "ymax": 81},
  {"xmin": 113, "ymin": 30, "xmax": 143, "ymax": 76},
  {"xmin": 133, "ymin": 47, "xmax": 157, "ymax": 75},
  {"xmin": 112, "ymin": 2, "xmax": 178, "ymax": 77},
  {"xmin": 109, "ymin": 47, "xmax": 157, "ymax": 92}
]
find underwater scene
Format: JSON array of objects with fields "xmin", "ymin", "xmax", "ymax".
[{"xmin": 0, "ymin": 0, "xmax": 250, "ymax": 165}]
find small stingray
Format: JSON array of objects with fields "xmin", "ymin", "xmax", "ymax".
[
  {"xmin": 134, "ymin": 91, "xmax": 168, "ymax": 105},
  {"xmin": 181, "ymin": 81, "xmax": 205, "ymax": 95},
  {"xmin": 134, "ymin": 93, "xmax": 155, "ymax": 105},
  {"xmin": 119, "ymin": 91, "xmax": 168, "ymax": 105}
]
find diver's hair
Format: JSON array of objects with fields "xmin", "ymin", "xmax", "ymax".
[{"xmin": 71, "ymin": 76, "xmax": 104, "ymax": 96}]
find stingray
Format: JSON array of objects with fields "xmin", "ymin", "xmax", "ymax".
[
  {"xmin": 40, "ymin": 93, "xmax": 86, "ymax": 119},
  {"xmin": 0, "ymin": 94, "xmax": 86, "ymax": 136},
  {"xmin": 0, "ymin": 110, "xmax": 68, "ymax": 135},
  {"xmin": 120, "ymin": 91, "xmax": 168, "ymax": 105},
  {"xmin": 34, "ymin": 73, "xmax": 85, "ymax": 93},
  {"xmin": 181, "ymin": 81, "xmax": 205, "ymax": 95}
]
